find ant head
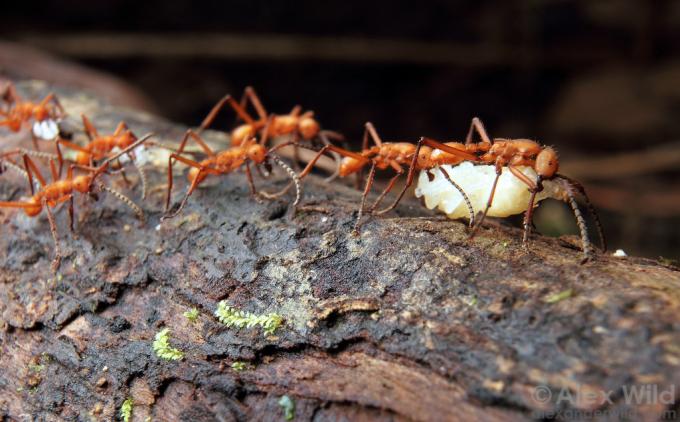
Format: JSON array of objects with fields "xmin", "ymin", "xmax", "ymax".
[
  {"xmin": 535, "ymin": 147, "xmax": 559, "ymax": 178},
  {"xmin": 73, "ymin": 174, "xmax": 93, "ymax": 193},
  {"xmin": 298, "ymin": 117, "xmax": 320, "ymax": 140},
  {"xmin": 247, "ymin": 143, "xmax": 267, "ymax": 163},
  {"xmin": 415, "ymin": 146, "xmax": 434, "ymax": 169}
]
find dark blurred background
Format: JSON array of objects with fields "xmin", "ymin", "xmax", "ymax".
[{"xmin": 1, "ymin": 0, "xmax": 679, "ymax": 260}]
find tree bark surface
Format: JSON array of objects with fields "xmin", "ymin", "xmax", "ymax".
[{"xmin": 1, "ymin": 82, "xmax": 679, "ymax": 421}]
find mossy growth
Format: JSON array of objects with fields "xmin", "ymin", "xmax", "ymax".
[
  {"xmin": 545, "ymin": 288, "xmax": 574, "ymax": 304},
  {"xmin": 120, "ymin": 397, "xmax": 133, "ymax": 422},
  {"xmin": 278, "ymin": 395, "xmax": 295, "ymax": 421},
  {"xmin": 184, "ymin": 307, "xmax": 200, "ymax": 323},
  {"xmin": 231, "ymin": 361, "xmax": 248, "ymax": 372},
  {"xmin": 28, "ymin": 352, "xmax": 50, "ymax": 373},
  {"xmin": 153, "ymin": 328, "xmax": 184, "ymax": 360},
  {"xmin": 214, "ymin": 301, "xmax": 283, "ymax": 336}
]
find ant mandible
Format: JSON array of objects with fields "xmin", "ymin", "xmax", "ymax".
[
  {"xmin": 386, "ymin": 117, "xmax": 606, "ymax": 261},
  {"xmin": 161, "ymin": 129, "xmax": 301, "ymax": 220},
  {"xmin": 0, "ymin": 134, "xmax": 152, "ymax": 271},
  {"xmin": 0, "ymin": 82, "xmax": 65, "ymax": 149},
  {"xmin": 276, "ymin": 122, "xmax": 479, "ymax": 232}
]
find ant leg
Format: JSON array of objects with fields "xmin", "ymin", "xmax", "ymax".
[
  {"xmin": 377, "ymin": 137, "xmax": 478, "ymax": 215},
  {"xmin": 0, "ymin": 200, "xmax": 37, "ymax": 209},
  {"xmin": 363, "ymin": 122, "xmax": 383, "ymax": 149},
  {"xmin": 66, "ymin": 167, "xmax": 76, "ymax": 231},
  {"xmin": 298, "ymin": 144, "xmax": 370, "ymax": 180},
  {"xmin": 56, "ymin": 138, "xmax": 90, "ymax": 154},
  {"xmin": 114, "ymin": 159, "xmax": 132, "ymax": 188},
  {"xmin": 81, "ymin": 114, "xmax": 99, "ymax": 140},
  {"xmin": 55, "ymin": 137, "xmax": 91, "ymax": 177},
  {"xmin": 258, "ymin": 114, "xmax": 275, "ymax": 146},
  {"xmin": 0, "ymin": 86, "xmax": 11, "ymax": 108},
  {"xmin": 369, "ymin": 161, "xmax": 403, "ymax": 213},
  {"xmin": 469, "ymin": 170, "xmax": 501, "ymax": 237},
  {"xmin": 163, "ymin": 153, "xmax": 210, "ymax": 217},
  {"xmin": 199, "ymin": 94, "xmax": 255, "ymax": 132},
  {"xmin": 163, "ymin": 175, "xmax": 200, "ymax": 220},
  {"xmin": 354, "ymin": 122, "xmax": 384, "ymax": 188},
  {"xmin": 1, "ymin": 148, "xmax": 56, "ymax": 183},
  {"xmin": 31, "ymin": 130, "xmax": 41, "ymax": 150},
  {"xmin": 318, "ymin": 131, "xmax": 342, "ymax": 183},
  {"xmin": 48, "ymin": 93, "xmax": 66, "ymax": 118},
  {"xmin": 68, "ymin": 196, "xmax": 75, "ymax": 232},
  {"xmin": 164, "ymin": 130, "xmax": 215, "ymax": 204},
  {"xmin": 1, "ymin": 82, "xmax": 19, "ymax": 103},
  {"xmin": 177, "ymin": 129, "xmax": 216, "ymax": 157},
  {"xmin": 165, "ymin": 152, "xmax": 180, "ymax": 211},
  {"xmin": 242, "ymin": 86, "xmax": 268, "ymax": 122},
  {"xmin": 522, "ymin": 189, "xmax": 538, "ymax": 247},
  {"xmin": 49, "ymin": 160, "xmax": 59, "ymax": 183},
  {"xmin": 244, "ymin": 162, "xmax": 264, "ymax": 204},
  {"xmin": 354, "ymin": 161, "xmax": 377, "ymax": 234},
  {"xmin": 55, "ymin": 140, "xmax": 65, "ymax": 178},
  {"xmin": 112, "ymin": 121, "xmax": 128, "ymax": 137},
  {"xmin": 22, "ymin": 154, "xmax": 48, "ymax": 195},
  {"xmin": 506, "ymin": 166, "xmax": 542, "ymax": 248},
  {"xmin": 43, "ymin": 199, "xmax": 61, "ymax": 272},
  {"xmin": 291, "ymin": 132, "xmax": 305, "ymax": 172},
  {"xmin": 290, "ymin": 105, "xmax": 302, "ymax": 116},
  {"xmin": 465, "ymin": 117, "xmax": 493, "ymax": 145}
]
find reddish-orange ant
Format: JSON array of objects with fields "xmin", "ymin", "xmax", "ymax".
[
  {"xmin": 291, "ymin": 118, "xmax": 604, "ymax": 261},
  {"xmin": 386, "ymin": 117, "xmax": 606, "ymax": 260},
  {"xmin": 161, "ymin": 129, "xmax": 301, "ymax": 220},
  {"xmin": 0, "ymin": 134, "xmax": 152, "ymax": 270},
  {"xmin": 196, "ymin": 86, "xmax": 344, "ymax": 179},
  {"xmin": 0, "ymin": 82, "xmax": 65, "ymax": 148},
  {"xmin": 54, "ymin": 114, "xmax": 149, "ymax": 198},
  {"xmin": 278, "ymin": 122, "xmax": 478, "ymax": 232}
]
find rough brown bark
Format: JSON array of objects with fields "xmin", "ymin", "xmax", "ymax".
[{"xmin": 1, "ymin": 81, "xmax": 679, "ymax": 421}]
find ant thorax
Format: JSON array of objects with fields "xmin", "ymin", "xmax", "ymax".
[{"xmin": 414, "ymin": 162, "xmax": 563, "ymax": 219}]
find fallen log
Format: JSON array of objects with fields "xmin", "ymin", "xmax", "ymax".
[{"xmin": 1, "ymin": 81, "xmax": 679, "ymax": 421}]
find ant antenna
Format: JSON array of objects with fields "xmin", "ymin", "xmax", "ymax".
[
  {"xmin": 438, "ymin": 167, "xmax": 475, "ymax": 227},
  {"xmin": 264, "ymin": 154, "xmax": 301, "ymax": 207},
  {"xmin": 557, "ymin": 174, "xmax": 606, "ymax": 252},
  {"xmin": 558, "ymin": 177, "xmax": 594, "ymax": 262}
]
